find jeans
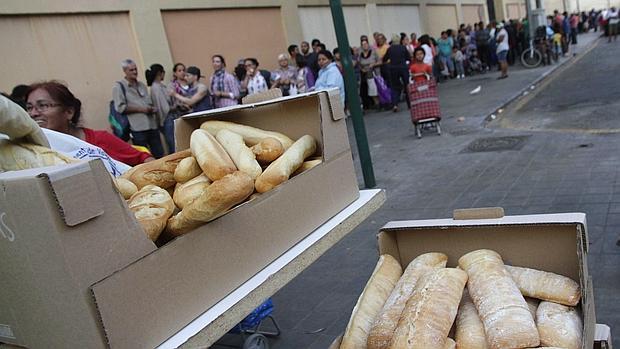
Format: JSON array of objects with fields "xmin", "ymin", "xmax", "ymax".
[
  {"xmin": 132, "ymin": 129, "xmax": 164, "ymax": 158},
  {"xmin": 388, "ymin": 66, "xmax": 410, "ymax": 109},
  {"xmin": 440, "ymin": 55, "xmax": 454, "ymax": 73},
  {"xmin": 455, "ymin": 61, "xmax": 465, "ymax": 76},
  {"xmin": 570, "ymin": 28, "xmax": 578, "ymax": 44},
  {"xmin": 160, "ymin": 113, "xmax": 177, "ymax": 153}
]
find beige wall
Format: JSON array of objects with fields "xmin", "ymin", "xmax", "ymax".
[
  {"xmin": 462, "ymin": 4, "xmax": 486, "ymax": 24},
  {"xmin": 298, "ymin": 5, "xmax": 367, "ymax": 50},
  {"xmin": 427, "ymin": 4, "xmax": 459, "ymax": 37},
  {"xmin": 505, "ymin": 2, "xmax": 527, "ymax": 19},
  {"xmin": 376, "ymin": 5, "xmax": 423, "ymax": 38}
]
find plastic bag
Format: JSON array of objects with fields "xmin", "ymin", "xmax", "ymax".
[{"xmin": 374, "ymin": 74, "xmax": 392, "ymax": 105}]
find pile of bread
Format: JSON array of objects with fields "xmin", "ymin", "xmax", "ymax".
[
  {"xmin": 115, "ymin": 120, "xmax": 321, "ymax": 241},
  {"xmin": 340, "ymin": 249, "xmax": 583, "ymax": 349}
]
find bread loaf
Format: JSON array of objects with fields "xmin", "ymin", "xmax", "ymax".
[
  {"xmin": 216, "ymin": 129, "xmax": 262, "ymax": 180},
  {"xmin": 173, "ymin": 156, "xmax": 202, "ymax": 183},
  {"xmin": 536, "ymin": 301, "xmax": 582, "ymax": 349},
  {"xmin": 190, "ymin": 129, "xmax": 237, "ymax": 181},
  {"xmin": 292, "ymin": 159, "xmax": 322, "ymax": 176},
  {"xmin": 200, "ymin": 120, "xmax": 294, "ymax": 149},
  {"xmin": 444, "ymin": 338, "xmax": 456, "ymax": 349},
  {"xmin": 525, "ymin": 297, "xmax": 540, "ymax": 318},
  {"xmin": 389, "ymin": 268, "xmax": 468, "ymax": 349},
  {"xmin": 341, "ymin": 255, "xmax": 403, "ymax": 349},
  {"xmin": 172, "ymin": 174, "xmax": 211, "ymax": 209},
  {"xmin": 113, "ymin": 177, "xmax": 138, "ymax": 200},
  {"xmin": 0, "ymin": 140, "xmax": 75, "ymax": 171},
  {"xmin": 122, "ymin": 150, "xmax": 191, "ymax": 189},
  {"xmin": 128, "ymin": 185, "xmax": 175, "ymax": 241},
  {"xmin": 455, "ymin": 290, "xmax": 488, "ymax": 349},
  {"xmin": 458, "ymin": 250, "xmax": 539, "ymax": 349},
  {"xmin": 367, "ymin": 252, "xmax": 448, "ymax": 349},
  {"xmin": 255, "ymin": 135, "xmax": 316, "ymax": 193},
  {"xmin": 505, "ymin": 265, "xmax": 581, "ymax": 306},
  {"xmin": 251, "ymin": 137, "xmax": 285, "ymax": 164},
  {"xmin": 166, "ymin": 171, "xmax": 254, "ymax": 236}
]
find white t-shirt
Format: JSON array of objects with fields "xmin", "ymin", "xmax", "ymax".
[
  {"xmin": 421, "ymin": 44, "xmax": 433, "ymax": 65},
  {"xmin": 496, "ymin": 28, "xmax": 509, "ymax": 53}
]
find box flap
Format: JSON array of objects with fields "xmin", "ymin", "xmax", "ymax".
[
  {"xmin": 325, "ymin": 88, "xmax": 345, "ymax": 121},
  {"xmin": 453, "ymin": 207, "xmax": 505, "ymax": 220},
  {"xmin": 37, "ymin": 161, "xmax": 104, "ymax": 226},
  {"xmin": 241, "ymin": 88, "xmax": 282, "ymax": 104}
]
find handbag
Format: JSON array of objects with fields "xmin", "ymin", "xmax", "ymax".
[
  {"xmin": 373, "ymin": 73, "xmax": 391, "ymax": 105},
  {"xmin": 367, "ymin": 75, "xmax": 378, "ymax": 97},
  {"xmin": 108, "ymin": 81, "xmax": 130, "ymax": 141}
]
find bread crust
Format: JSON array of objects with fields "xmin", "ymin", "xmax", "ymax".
[
  {"xmin": 190, "ymin": 129, "xmax": 237, "ymax": 181},
  {"xmin": 536, "ymin": 301, "xmax": 582, "ymax": 349},
  {"xmin": 173, "ymin": 156, "xmax": 203, "ymax": 183},
  {"xmin": 200, "ymin": 120, "xmax": 294, "ymax": 149},
  {"xmin": 216, "ymin": 129, "xmax": 262, "ymax": 180},
  {"xmin": 121, "ymin": 150, "xmax": 191, "ymax": 189},
  {"xmin": 251, "ymin": 137, "xmax": 285, "ymax": 164},
  {"xmin": 128, "ymin": 185, "xmax": 175, "ymax": 241},
  {"xmin": 505, "ymin": 265, "xmax": 581, "ymax": 306}
]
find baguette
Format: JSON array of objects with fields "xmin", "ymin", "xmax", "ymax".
[
  {"xmin": 173, "ymin": 156, "xmax": 202, "ymax": 183},
  {"xmin": 121, "ymin": 150, "xmax": 191, "ymax": 189},
  {"xmin": 445, "ymin": 338, "xmax": 456, "ymax": 349},
  {"xmin": 200, "ymin": 120, "xmax": 294, "ymax": 149},
  {"xmin": 128, "ymin": 185, "xmax": 175, "ymax": 241},
  {"xmin": 455, "ymin": 290, "xmax": 488, "ymax": 349},
  {"xmin": 113, "ymin": 177, "xmax": 138, "ymax": 200},
  {"xmin": 536, "ymin": 301, "xmax": 582, "ymax": 349},
  {"xmin": 291, "ymin": 159, "xmax": 322, "ymax": 176},
  {"xmin": 190, "ymin": 129, "xmax": 237, "ymax": 181},
  {"xmin": 0, "ymin": 140, "xmax": 75, "ymax": 171},
  {"xmin": 505, "ymin": 265, "xmax": 581, "ymax": 306},
  {"xmin": 216, "ymin": 129, "xmax": 262, "ymax": 180},
  {"xmin": 172, "ymin": 174, "xmax": 211, "ymax": 209},
  {"xmin": 368, "ymin": 252, "xmax": 448, "ymax": 349},
  {"xmin": 458, "ymin": 250, "xmax": 539, "ymax": 349},
  {"xmin": 341, "ymin": 255, "xmax": 403, "ymax": 349},
  {"xmin": 525, "ymin": 297, "xmax": 540, "ymax": 318},
  {"xmin": 251, "ymin": 137, "xmax": 285, "ymax": 164},
  {"xmin": 255, "ymin": 135, "xmax": 316, "ymax": 193},
  {"xmin": 166, "ymin": 171, "xmax": 254, "ymax": 236}
]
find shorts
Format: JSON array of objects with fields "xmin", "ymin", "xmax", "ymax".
[{"xmin": 497, "ymin": 50, "xmax": 508, "ymax": 62}]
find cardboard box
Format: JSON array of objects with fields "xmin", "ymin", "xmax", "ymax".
[
  {"xmin": 329, "ymin": 209, "xmax": 597, "ymax": 349},
  {"xmin": 0, "ymin": 160, "xmax": 156, "ymax": 348}
]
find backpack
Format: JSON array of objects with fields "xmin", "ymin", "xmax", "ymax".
[{"xmin": 108, "ymin": 81, "xmax": 130, "ymax": 141}]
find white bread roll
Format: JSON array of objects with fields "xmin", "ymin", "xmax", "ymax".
[
  {"xmin": 445, "ymin": 338, "xmax": 456, "ymax": 349},
  {"xmin": 0, "ymin": 140, "xmax": 75, "ymax": 171},
  {"xmin": 121, "ymin": 150, "xmax": 191, "ymax": 189},
  {"xmin": 389, "ymin": 268, "xmax": 468, "ymax": 349},
  {"xmin": 190, "ymin": 129, "xmax": 237, "ymax": 181},
  {"xmin": 505, "ymin": 265, "xmax": 581, "ymax": 306},
  {"xmin": 341, "ymin": 254, "xmax": 403, "ymax": 349},
  {"xmin": 216, "ymin": 129, "xmax": 262, "ymax": 180},
  {"xmin": 455, "ymin": 290, "xmax": 488, "ymax": 349},
  {"xmin": 255, "ymin": 135, "xmax": 316, "ymax": 193},
  {"xmin": 172, "ymin": 174, "xmax": 211, "ymax": 209},
  {"xmin": 368, "ymin": 252, "xmax": 448, "ymax": 349},
  {"xmin": 525, "ymin": 297, "xmax": 540, "ymax": 318},
  {"xmin": 173, "ymin": 156, "xmax": 202, "ymax": 183},
  {"xmin": 200, "ymin": 120, "xmax": 294, "ymax": 149},
  {"xmin": 128, "ymin": 185, "xmax": 175, "ymax": 241},
  {"xmin": 113, "ymin": 177, "xmax": 138, "ymax": 200},
  {"xmin": 251, "ymin": 137, "xmax": 285, "ymax": 164},
  {"xmin": 458, "ymin": 250, "xmax": 539, "ymax": 349},
  {"xmin": 166, "ymin": 171, "xmax": 254, "ymax": 236},
  {"xmin": 291, "ymin": 159, "xmax": 322, "ymax": 177},
  {"xmin": 536, "ymin": 301, "xmax": 582, "ymax": 349}
]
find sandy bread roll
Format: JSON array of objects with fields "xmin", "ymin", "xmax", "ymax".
[
  {"xmin": 172, "ymin": 174, "xmax": 211, "ymax": 209},
  {"xmin": 216, "ymin": 129, "xmax": 262, "ymax": 180},
  {"xmin": 341, "ymin": 254, "xmax": 403, "ymax": 349},
  {"xmin": 166, "ymin": 171, "xmax": 254, "ymax": 236},
  {"xmin": 389, "ymin": 268, "xmax": 468, "ymax": 349},
  {"xmin": 525, "ymin": 297, "xmax": 540, "ymax": 318},
  {"xmin": 113, "ymin": 177, "xmax": 138, "ymax": 200},
  {"xmin": 536, "ymin": 301, "xmax": 582, "ymax": 349},
  {"xmin": 291, "ymin": 159, "xmax": 322, "ymax": 176},
  {"xmin": 128, "ymin": 185, "xmax": 175, "ymax": 241},
  {"xmin": 455, "ymin": 290, "xmax": 488, "ymax": 349},
  {"xmin": 173, "ymin": 156, "xmax": 202, "ymax": 183},
  {"xmin": 251, "ymin": 137, "xmax": 285, "ymax": 164},
  {"xmin": 190, "ymin": 129, "xmax": 237, "ymax": 181},
  {"xmin": 367, "ymin": 252, "xmax": 448, "ymax": 349},
  {"xmin": 444, "ymin": 338, "xmax": 456, "ymax": 349},
  {"xmin": 121, "ymin": 150, "xmax": 191, "ymax": 189},
  {"xmin": 200, "ymin": 120, "xmax": 294, "ymax": 149},
  {"xmin": 505, "ymin": 265, "xmax": 581, "ymax": 306},
  {"xmin": 255, "ymin": 135, "xmax": 316, "ymax": 193},
  {"xmin": 0, "ymin": 140, "xmax": 76, "ymax": 171},
  {"xmin": 458, "ymin": 250, "xmax": 539, "ymax": 349}
]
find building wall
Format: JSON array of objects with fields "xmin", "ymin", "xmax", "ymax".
[
  {"xmin": 427, "ymin": 4, "xmax": 460, "ymax": 36},
  {"xmin": 462, "ymin": 4, "xmax": 486, "ymax": 24}
]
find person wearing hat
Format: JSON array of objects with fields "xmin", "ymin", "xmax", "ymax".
[
  {"xmin": 382, "ymin": 33, "xmax": 411, "ymax": 112},
  {"xmin": 171, "ymin": 65, "xmax": 212, "ymax": 113},
  {"xmin": 495, "ymin": 22, "xmax": 509, "ymax": 79}
]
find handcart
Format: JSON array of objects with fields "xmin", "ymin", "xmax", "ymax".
[{"xmin": 408, "ymin": 78, "xmax": 441, "ymax": 139}]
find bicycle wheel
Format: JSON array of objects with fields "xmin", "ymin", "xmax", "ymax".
[{"xmin": 521, "ymin": 48, "xmax": 542, "ymax": 68}]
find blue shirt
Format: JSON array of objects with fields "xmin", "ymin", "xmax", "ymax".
[
  {"xmin": 314, "ymin": 62, "xmax": 345, "ymax": 106},
  {"xmin": 437, "ymin": 37, "xmax": 453, "ymax": 57}
]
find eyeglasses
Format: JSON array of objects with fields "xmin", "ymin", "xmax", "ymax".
[{"xmin": 25, "ymin": 102, "xmax": 61, "ymax": 113}]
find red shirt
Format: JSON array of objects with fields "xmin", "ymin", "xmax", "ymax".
[
  {"xmin": 83, "ymin": 128, "xmax": 151, "ymax": 166},
  {"xmin": 409, "ymin": 63, "xmax": 432, "ymax": 83}
]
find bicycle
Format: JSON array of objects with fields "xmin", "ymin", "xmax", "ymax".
[{"xmin": 521, "ymin": 38, "xmax": 543, "ymax": 68}]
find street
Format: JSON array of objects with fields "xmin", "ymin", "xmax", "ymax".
[{"xmin": 216, "ymin": 32, "xmax": 619, "ymax": 349}]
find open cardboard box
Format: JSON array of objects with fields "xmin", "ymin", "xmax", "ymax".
[
  {"xmin": 329, "ymin": 208, "xmax": 601, "ymax": 349},
  {"xmin": 1, "ymin": 89, "xmax": 359, "ymax": 348}
]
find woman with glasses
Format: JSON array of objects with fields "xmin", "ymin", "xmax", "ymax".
[{"xmin": 26, "ymin": 80, "xmax": 154, "ymax": 166}]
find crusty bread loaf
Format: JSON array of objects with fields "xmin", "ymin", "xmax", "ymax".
[
  {"xmin": 341, "ymin": 255, "xmax": 403, "ymax": 349},
  {"xmin": 190, "ymin": 129, "xmax": 237, "ymax": 181},
  {"xmin": 292, "ymin": 159, "xmax": 322, "ymax": 176},
  {"xmin": 444, "ymin": 338, "xmax": 456, "ymax": 349},
  {"xmin": 173, "ymin": 156, "xmax": 202, "ymax": 183},
  {"xmin": 166, "ymin": 171, "xmax": 254, "ymax": 236},
  {"xmin": 200, "ymin": 120, "xmax": 294, "ymax": 149},
  {"xmin": 216, "ymin": 129, "xmax": 262, "ymax": 180},
  {"xmin": 172, "ymin": 174, "xmax": 211, "ymax": 209},
  {"xmin": 251, "ymin": 137, "xmax": 285, "ymax": 164},
  {"xmin": 458, "ymin": 250, "xmax": 539, "ymax": 349},
  {"xmin": 128, "ymin": 185, "xmax": 175, "ymax": 241},
  {"xmin": 121, "ymin": 150, "xmax": 191, "ymax": 189},
  {"xmin": 0, "ymin": 140, "xmax": 75, "ymax": 171},
  {"xmin": 255, "ymin": 135, "xmax": 316, "ymax": 193},
  {"xmin": 505, "ymin": 265, "xmax": 581, "ymax": 306},
  {"xmin": 536, "ymin": 301, "xmax": 582, "ymax": 349},
  {"xmin": 455, "ymin": 290, "xmax": 488, "ymax": 349},
  {"xmin": 525, "ymin": 297, "xmax": 540, "ymax": 318},
  {"xmin": 367, "ymin": 252, "xmax": 448, "ymax": 349},
  {"xmin": 113, "ymin": 177, "xmax": 138, "ymax": 200},
  {"xmin": 389, "ymin": 268, "xmax": 468, "ymax": 349}
]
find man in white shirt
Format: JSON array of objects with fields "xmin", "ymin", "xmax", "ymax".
[
  {"xmin": 606, "ymin": 7, "xmax": 619, "ymax": 42},
  {"xmin": 495, "ymin": 23, "xmax": 510, "ymax": 79}
]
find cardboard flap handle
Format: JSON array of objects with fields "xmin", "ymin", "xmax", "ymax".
[
  {"xmin": 326, "ymin": 89, "xmax": 346, "ymax": 121},
  {"xmin": 453, "ymin": 207, "xmax": 505, "ymax": 220},
  {"xmin": 241, "ymin": 88, "xmax": 282, "ymax": 104}
]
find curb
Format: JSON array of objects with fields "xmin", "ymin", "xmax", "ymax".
[{"xmin": 482, "ymin": 35, "xmax": 602, "ymax": 125}]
